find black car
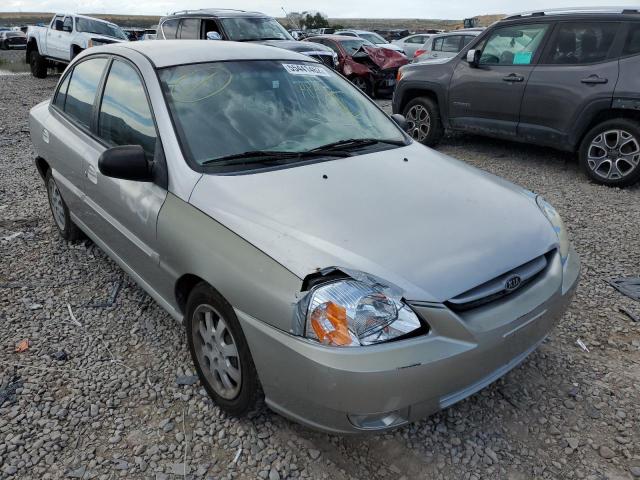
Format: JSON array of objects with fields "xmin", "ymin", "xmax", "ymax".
[
  {"xmin": 157, "ymin": 9, "xmax": 338, "ymax": 69},
  {"xmin": 393, "ymin": 7, "xmax": 640, "ymax": 188},
  {"xmin": 0, "ymin": 31, "xmax": 27, "ymax": 50}
]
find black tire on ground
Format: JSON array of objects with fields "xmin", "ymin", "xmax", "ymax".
[
  {"xmin": 402, "ymin": 96, "xmax": 444, "ymax": 147},
  {"xmin": 45, "ymin": 169, "xmax": 83, "ymax": 241},
  {"xmin": 29, "ymin": 49, "xmax": 48, "ymax": 78},
  {"xmin": 0, "ymin": 41, "xmax": 6, "ymax": 50},
  {"xmin": 579, "ymin": 118, "xmax": 640, "ymax": 188},
  {"xmin": 186, "ymin": 282, "xmax": 262, "ymax": 416},
  {"xmin": 70, "ymin": 47, "xmax": 83, "ymax": 60},
  {"xmin": 350, "ymin": 75, "xmax": 373, "ymax": 97}
]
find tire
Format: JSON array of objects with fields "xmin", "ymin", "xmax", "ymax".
[
  {"xmin": 403, "ymin": 96, "xmax": 444, "ymax": 147},
  {"xmin": 0, "ymin": 41, "xmax": 5, "ymax": 50},
  {"xmin": 186, "ymin": 283, "xmax": 261, "ymax": 416},
  {"xmin": 29, "ymin": 49, "xmax": 48, "ymax": 78},
  {"xmin": 350, "ymin": 75, "xmax": 373, "ymax": 97},
  {"xmin": 45, "ymin": 170, "xmax": 83, "ymax": 241},
  {"xmin": 579, "ymin": 118, "xmax": 640, "ymax": 188}
]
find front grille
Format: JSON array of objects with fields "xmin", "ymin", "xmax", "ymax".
[{"xmin": 445, "ymin": 251, "xmax": 554, "ymax": 312}]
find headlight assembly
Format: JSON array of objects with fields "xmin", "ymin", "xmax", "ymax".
[
  {"xmin": 536, "ymin": 196, "xmax": 569, "ymax": 262},
  {"xmin": 296, "ymin": 271, "xmax": 423, "ymax": 347}
]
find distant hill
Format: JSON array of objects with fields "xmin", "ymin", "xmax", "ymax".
[{"xmin": 0, "ymin": 12, "xmax": 504, "ymax": 31}]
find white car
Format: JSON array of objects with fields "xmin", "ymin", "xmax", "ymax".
[
  {"xmin": 413, "ymin": 30, "xmax": 481, "ymax": 62},
  {"xmin": 335, "ymin": 29, "xmax": 406, "ymax": 55},
  {"xmin": 392, "ymin": 33, "xmax": 434, "ymax": 58}
]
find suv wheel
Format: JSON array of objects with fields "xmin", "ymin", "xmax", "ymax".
[
  {"xmin": 403, "ymin": 96, "xmax": 443, "ymax": 147},
  {"xmin": 580, "ymin": 119, "xmax": 640, "ymax": 188}
]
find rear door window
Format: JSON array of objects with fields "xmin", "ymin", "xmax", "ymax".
[
  {"xmin": 623, "ymin": 23, "xmax": 640, "ymax": 56},
  {"xmin": 63, "ymin": 16, "xmax": 73, "ymax": 32},
  {"xmin": 178, "ymin": 18, "xmax": 200, "ymax": 39},
  {"xmin": 442, "ymin": 35, "xmax": 462, "ymax": 52},
  {"xmin": 53, "ymin": 73, "xmax": 71, "ymax": 110},
  {"xmin": 432, "ymin": 38, "xmax": 443, "ymax": 51},
  {"xmin": 542, "ymin": 22, "xmax": 619, "ymax": 64},
  {"xmin": 162, "ymin": 19, "xmax": 179, "ymax": 39},
  {"xmin": 63, "ymin": 58, "xmax": 108, "ymax": 129},
  {"xmin": 98, "ymin": 60, "xmax": 157, "ymax": 159}
]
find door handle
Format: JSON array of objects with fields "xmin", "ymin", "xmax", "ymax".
[
  {"xmin": 581, "ymin": 75, "xmax": 608, "ymax": 85},
  {"xmin": 503, "ymin": 74, "xmax": 524, "ymax": 82}
]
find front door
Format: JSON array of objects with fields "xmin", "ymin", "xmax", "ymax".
[
  {"xmin": 447, "ymin": 22, "xmax": 552, "ymax": 137},
  {"xmin": 47, "ymin": 15, "xmax": 67, "ymax": 59},
  {"xmin": 519, "ymin": 21, "xmax": 621, "ymax": 147},
  {"xmin": 81, "ymin": 58, "xmax": 167, "ymax": 284}
]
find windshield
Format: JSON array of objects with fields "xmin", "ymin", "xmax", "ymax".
[
  {"xmin": 360, "ymin": 32, "xmax": 388, "ymax": 44},
  {"xmin": 220, "ymin": 17, "xmax": 292, "ymax": 41},
  {"xmin": 340, "ymin": 38, "xmax": 376, "ymax": 55},
  {"xmin": 159, "ymin": 60, "xmax": 405, "ymax": 170},
  {"xmin": 76, "ymin": 18, "xmax": 128, "ymax": 40}
]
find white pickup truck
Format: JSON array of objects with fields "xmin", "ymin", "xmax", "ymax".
[{"xmin": 26, "ymin": 14, "xmax": 128, "ymax": 78}]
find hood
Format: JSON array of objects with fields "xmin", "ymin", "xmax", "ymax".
[
  {"xmin": 91, "ymin": 34, "xmax": 127, "ymax": 44},
  {"xmin": 189, "ymin": 142, "xmax": 559, "ymax": 302},
  {"xmin": 256, "ymin": 39, "xmax": 333, "ymax": 55},
  {"xmin": 361, "ymin": 46, "xmax": 409, "ymax": 69}
]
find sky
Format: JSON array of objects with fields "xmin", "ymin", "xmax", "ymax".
[{"xmin": 1, "ymin": 0, "xmax": 638, "ymax": 19}]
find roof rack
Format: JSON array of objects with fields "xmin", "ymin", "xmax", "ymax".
[
  {"xmin": 170, "ymin": 8, "xmax": 248, "ymax": 15},
  {"xmin": 505, "ymin": 6, "xmax": 640, "ymax": 19}
]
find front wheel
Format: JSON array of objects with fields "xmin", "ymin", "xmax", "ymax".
[
  {"xmin": 29, "ymin": 49, "xmax": 48, "ymax": 78},
  {"xmin": 403, "ymin": 96, "xmax": 443, "ymax": 147},
  {"xmin": 350, "ymin": 75, "xmax": 372, "ymax": 97},
  {"xmin": 186, "ymin": 283, "xmax": 261, "ymax": 416},
  {"xmin": 579, "ymin": 119, "xmax": 640, "ymax": 188}
]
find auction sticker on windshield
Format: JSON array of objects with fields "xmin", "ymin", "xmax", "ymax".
[{"xmin": 282, "ymin": 63, "xmax": 330, "ymax": 77}]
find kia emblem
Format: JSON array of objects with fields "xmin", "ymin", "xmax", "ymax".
[{"xmin": 505, "ymin": 275, "xmax": 522, "ymax": 291}]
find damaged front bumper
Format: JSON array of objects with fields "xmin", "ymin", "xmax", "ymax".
[{"xmin": 237, "ymin": 247, "xmax": 580, "ymax": 433}]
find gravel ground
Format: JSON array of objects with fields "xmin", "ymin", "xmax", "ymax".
[{"xmin": 1, "ymin": 51, "xmax": 639, "ymax": 480}]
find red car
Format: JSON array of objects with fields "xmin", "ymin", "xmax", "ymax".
[{"xmin": 305, "ymin": 35, "xmax": 408, "ymax": 97}]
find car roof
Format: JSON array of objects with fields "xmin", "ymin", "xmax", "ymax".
[
  {"xmin": 162, "ymin": 9, "xmax": 268, "ymax": 19},
  {"xmin": 93, "ymin": 40, "xmax": 313, "ymax": 68}
]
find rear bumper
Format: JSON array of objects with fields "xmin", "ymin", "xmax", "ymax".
[{"xmin": 239, "ymin": 247, "xmax": 579, "ymax": 433}]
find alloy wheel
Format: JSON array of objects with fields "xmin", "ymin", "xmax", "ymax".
[
  {"xmin": 352, "ymin": 76, "xmax": 368, "ymax": 92},
  {"xmin": 192, "ymin": 304, "xmax": 241, "ymax": 400},
  {"xmin": 48, "ymin": 177, "xmax": 66, "ymax": 231},
  {"xmin": 406, "ymin": 104, "xmax": 431, "ymax": 142},
  {"xmin": 587, "ymin": 129, "xmax": 640, "ymax": 180}
]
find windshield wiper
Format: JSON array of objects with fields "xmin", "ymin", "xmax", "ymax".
[
  {"xmin": 309, "ymin": 138, "xmax": 406, "ymax": 152},
  {"xmin": 201, "ymin": 149, "xmax": 350, "ymax": 167}
]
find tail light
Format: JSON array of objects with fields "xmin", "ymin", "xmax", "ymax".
[{"xmin": 414, "ymin": 50, "xmax": 427, "ymax": 58}]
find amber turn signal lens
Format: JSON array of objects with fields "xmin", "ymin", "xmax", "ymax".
[{"xmin": 310, "ymin": 302, "xmax": 352, "ymax": 346}]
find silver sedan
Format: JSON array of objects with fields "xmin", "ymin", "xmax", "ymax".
[{"xmin": 29, "ymin": 40, "xmax": 579, "ymax": 433}]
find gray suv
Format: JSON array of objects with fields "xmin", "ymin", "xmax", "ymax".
[
  {"xmin": 393, "ymin": 8, "xmax": 640, "ymax": 187},
  {"xmin": 158, "ymin": 9, "xmax": 337, "ymax": 68}
]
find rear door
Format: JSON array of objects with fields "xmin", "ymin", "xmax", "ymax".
[
  {"xmin": 447, "ymin": 22, "xmax": 552, "ymax": 137},
  {"xmin": 81, "ymin": 57, "xmax": 167, "ymax": 282},
  {"xmin": 519, "ymin": 21, "xmax": 621, "ymax": 148},
  {"xmin": 47, "ymin": 15, "xmax": 66, "ymax": 58}
]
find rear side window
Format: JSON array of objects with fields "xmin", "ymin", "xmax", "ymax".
[
  {"xmin": 179, "ymin": 18, "xmax": 200, "ymax": 39},
  {"xmin": 543, "ymin": 22, "xmax": 618, "ymax": 64},
  {"xmin": 623, "ymin": 23, "xmax": 640, "ymax": 56},
  {"xmin": 433, "ymin": 38, "xmax": 443, "ymax": 51},
  {"xmin": 442, "ymin": 36, "xmax": 462, "ymax": 52},
  {"xmin": 53, "ymin": 73, "xmax": 71, "ymax": 110},
  {"xmin": 462, "ymin": 35, "xmax": 476, "ymax": 47},
  {"xmin": 162, "ymin": 19, "xmax": 178, "ymax": 39},
  {"xmin": 98, "ymin": 60, "xmax": 157, "ymax": 159},
  {"xmin": 64, "ymin": 58, "xmax": 108, "ymax": 128}
]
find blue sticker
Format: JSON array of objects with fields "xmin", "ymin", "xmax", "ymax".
[{"xmin": 513, "ymin": 51, "xmax": 533, "ymax": 65}]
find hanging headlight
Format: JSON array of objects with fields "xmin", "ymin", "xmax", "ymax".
[
  {"xmin": 536, "ymin": 196, "xmax": 569, "ymax": 262},
  {"xmin": 297, "ymin": 273, "xmax": 423, "ymax": 347}
]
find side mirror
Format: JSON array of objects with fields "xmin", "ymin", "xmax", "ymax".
[
  {"xmin": 391, "ymin": 113, "xmax": 408, "ymax": 132},
  {"xmin": 206, "ymin": 31, "xmax": 222, "ymax": 40},
  {"xmin": 466, "ymin": 49, "xmax": 481, "ymax": 67},
  {"xmin": 55, "ymin": 19, "xmax": 64, "ymax": 31},
  {"xmin": 98, "ymin": 145, "xmax": 152, "ymax": 182}
]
